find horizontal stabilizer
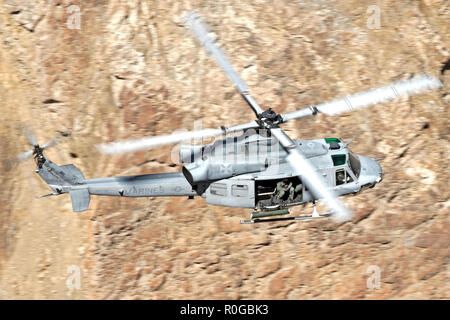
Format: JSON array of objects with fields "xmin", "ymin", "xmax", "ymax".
[{"xmin": 69, "ymin": 189, "xmax": 90, "ymax": 212}]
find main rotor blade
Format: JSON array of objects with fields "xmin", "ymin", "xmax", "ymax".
[
  {"xmin": 281, "ymin": 74, "xmax": 442, "ymax": 122},
  {"xmin": 96, "ymin": 121, "xmax": 259, "ymax": 155},
  {"xmin": 270, "ymin": 128, "xmax": 352, "ymax": 222},
  {"xmin": 184, "ymin": 11, "xmax": 265, "ymax": 116}
]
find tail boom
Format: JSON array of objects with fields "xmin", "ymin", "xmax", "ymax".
[
  {"xmin": 37, "ymin": 159, "xmax": 195, "ymax": 212},
  {"xmin": 85, "ymin": 172, "xmax": 196, "ymax": 198}
]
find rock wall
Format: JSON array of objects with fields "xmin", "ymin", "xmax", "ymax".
[{"xmin": 0, "ymin": 0, "xmax": 448, "ymax": 299}]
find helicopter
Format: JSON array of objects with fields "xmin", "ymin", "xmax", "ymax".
[{"xmin": 18, "ymin": 12, "xmax": 442, "ymax": 224}]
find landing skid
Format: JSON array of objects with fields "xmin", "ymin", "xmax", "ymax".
[{"xmin": 240, "ymin": 213, "xmax": 332, "ymax": 224}]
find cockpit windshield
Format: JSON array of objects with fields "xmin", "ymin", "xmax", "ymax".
[{"xmin": 348, "ymin": 152, "xmax": 361, "ymax": 178}]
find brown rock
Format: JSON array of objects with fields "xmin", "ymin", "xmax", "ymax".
[
  {"xmin": 254, "ymin": 253, "xmax": 280, "ymax": 278},
  {"xmin": 0, "ymin": 0, "xmax": 448, "ymax": 300}
]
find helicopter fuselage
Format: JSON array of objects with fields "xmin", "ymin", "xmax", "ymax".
[
  {"xmin": 179, "ymin": 132, "xmax": 382, "ymax": 210},
  {"xmin": 36, "ymin": 132, "xmax": 382, "ymax": 213}
]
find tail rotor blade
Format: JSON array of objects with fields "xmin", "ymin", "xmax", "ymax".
[
  {"xmin": 17, "ymin": 149, "xmax": 34, "ymax": 162},
  {"xmin": 23, "ymin": 127, "xmax": 38, "ymax": 147},
  {"xmin": 42, "ymin": 138, "xmax": 59, "ymax": 150}
]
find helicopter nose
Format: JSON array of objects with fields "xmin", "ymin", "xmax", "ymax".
[
  {"xmin": 373, "ymin": 159, "xmax": 382, "ymax": 183},
  {"xmin": 359, "ymin": 156, "xmax": 382, "ymax": 186},
  {"xmin": 375, "ymin": 167, "xmax": 382, "ymax": 183}
]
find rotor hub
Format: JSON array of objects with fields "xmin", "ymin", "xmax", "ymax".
[
  {"xmin": 257, "ymin": 108, "xmax": 283, "ymax": 129},
  {"xmin": 33, "ymin": 145, "xmax": 46, "ymax": 168}
]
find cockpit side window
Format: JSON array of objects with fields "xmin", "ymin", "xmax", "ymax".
[
  {"xmin": 336, "ymin": 169, "xmax": 354, "ymax": 186},
  {"xmin": 336, "ymin": 169, "xmax": 346, "ymax": 186}
]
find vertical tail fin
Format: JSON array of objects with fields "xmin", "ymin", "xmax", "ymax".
[{"xmin": 57, "ymin": 164, "xmax": 85, "ymax": 184}]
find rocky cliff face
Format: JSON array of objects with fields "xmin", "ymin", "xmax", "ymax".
[{"xmin": 0, "ymin": 0, "xmax": 448, "ymax": 299}]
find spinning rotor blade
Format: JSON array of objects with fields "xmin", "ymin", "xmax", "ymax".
[
  {"xmin": 42, "ymin": 138, "xmax": 59, "ymax": 149},
  {"xmin": 15, "ymin": 137, "xmax": 59, "ymax": 163},
  {"xmin": 13, "ymin": 128, "xmax": 61, "ymax": 165},
  {"xmin": 270, "ymin": 128, "xmax": 352, "ymax": 222},
  {"xmin": 96, "ymin": 121, "xmax": 259, "ymax": 155},
  {"xmin": 23, "ymin": 127, "xmax": 38, "ymax": 147},
  {"xmin": 184, "ymin": 11, "xmax": 265, "ymax": 116},
  {"xmin": 281, "ymin": 74, "xmax": 442, "ymax": 122},
  {"xmin": 17, "ymin": 149, "xmax": 34, "ymax": 162}
]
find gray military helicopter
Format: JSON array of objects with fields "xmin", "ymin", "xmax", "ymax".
[{"xmin": 19, "ymin": 12, "xmax": 442, "ymax": 223}]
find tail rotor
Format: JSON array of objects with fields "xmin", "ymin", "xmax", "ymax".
[{"xmin": 12, "ymin": 127, "xmax": 60, "ymax": 167}]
